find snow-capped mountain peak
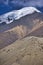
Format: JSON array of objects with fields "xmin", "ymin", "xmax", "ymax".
[
  {"xmin": 14, "ymin": 7, "xmax": 41, "ymax": 20},
  {"xmin": 0, "ymin": 7, "xmax": 41, "ymax": 24}
]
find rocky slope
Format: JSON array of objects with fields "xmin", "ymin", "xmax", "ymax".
[
  {"xmin": 0, "ymin": 12, "xmax": 43, "ymax": 49},
  {"xmin": 0, "ymin": 36, "xmax": 43, "ymax": 65}
]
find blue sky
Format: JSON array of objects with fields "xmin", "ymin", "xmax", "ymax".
[{"xmin": 0, "ymin": 0, "xmax": 43, "ymax": 15}]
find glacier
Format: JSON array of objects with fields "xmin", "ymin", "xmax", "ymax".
[{"xmin": 0, "ymin": 7, "xmax": 41, "ymax": 24}]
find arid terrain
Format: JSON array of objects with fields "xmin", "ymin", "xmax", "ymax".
[
  {"xmin": 0, "ymin": 36, "xmax": 43, "ymax": 65},
  {"xmin": 0, "ymin": 12, "xmax": 43, "ymax": 49},
  {"xmin": 0, "ymin": 12, "xmax": 43, "ymax": 65}
]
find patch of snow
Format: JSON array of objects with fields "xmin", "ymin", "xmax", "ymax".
[{"xmin": 0, "ymin": 7, "xmax": 41, "ymax": 24}]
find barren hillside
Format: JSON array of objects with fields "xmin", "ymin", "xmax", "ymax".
[
  {"xmin": 0, "ymin": 12, "xmax": 43, "ymax": 49},
  {"xmin": 0, "ymin": 36, "xmax": 43, "ymax": 65}
]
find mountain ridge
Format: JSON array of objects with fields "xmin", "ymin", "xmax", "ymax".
[
  {"xmin": 0, "ymin": 12, "xmax": 43, "ymax": 49},
  {"xmin": 0, "ymin": 7, "xmax": 41, "ymax": 24}
]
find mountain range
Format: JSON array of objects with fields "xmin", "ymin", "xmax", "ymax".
[
  {"xmin": 0, "ymin": 7, "xmax": 43, "ymax": 49},
  {"xmin": 0, "ymin": 0, "xmax": 43, "ymax": 15},
  {"xmin": 0, "ymin": 4, "xmax": 43, "ymax": 65},
  {"xmin": 0, "ymin": 7, "xmax": 41, "ymax": 24}
]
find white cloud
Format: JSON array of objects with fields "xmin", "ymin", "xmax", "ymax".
[
  {"xmin": 4, "ymin": 0, "xmax": 9, "ymax": 5},
  {"xmin": 0, "ymin": 0, "xmax": 43, "ymax": 7},
  {"xmin": 12, "ymin": 0, "xmax": 43, "ymax": 7},
  {"xmin": 27, "ymin": 0, "xmax": 43, "ymax": 7}
]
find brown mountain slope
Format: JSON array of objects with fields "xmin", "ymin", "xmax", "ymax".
[
  {"xmin": 0, "ymin": 36, "xmax": 43, "ymax": 65},
  {"xmin": 0, "ymin": 12, "xmax": 43, "ymax": 49},
  {"xmin": 28, "ymin": 25, "xmax": 43, "ymax": 37}
]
